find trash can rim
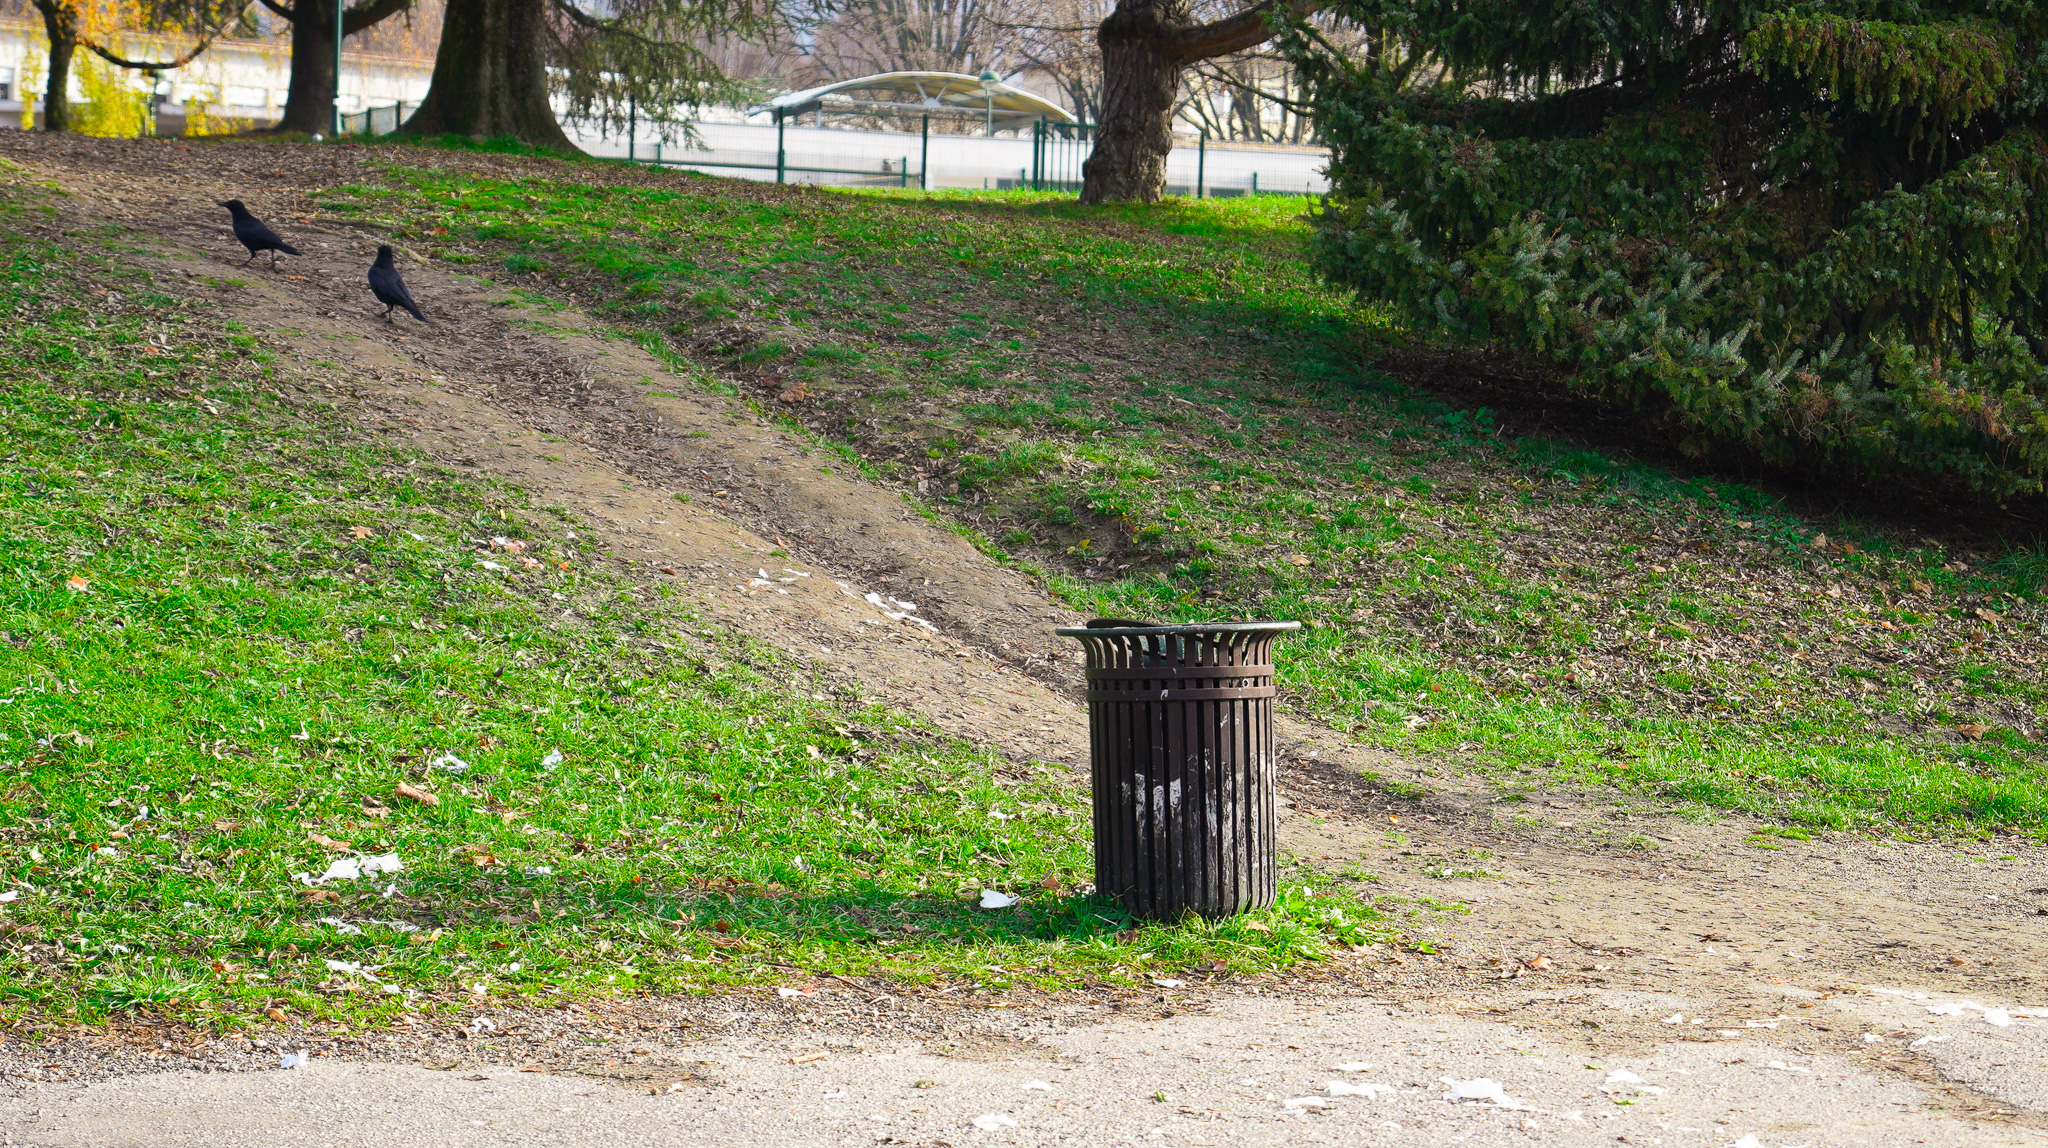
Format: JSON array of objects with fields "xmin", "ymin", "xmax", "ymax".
[{"xmin": 1054, "ymin": 620, "xmax": 1300, "ymax": 638}]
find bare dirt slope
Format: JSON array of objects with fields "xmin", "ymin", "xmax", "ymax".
[{"xmin": 4, "ymin": 134, "xmax": 2046, "ymax": 1140}]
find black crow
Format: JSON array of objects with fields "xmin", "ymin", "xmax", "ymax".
[
  {"xmin": 216, "ymin": 199, "xmax": 300, "ymax": 268},
  {"xmin": 367, "ymin": 245, "xmax": 425, "ymax": 323}
]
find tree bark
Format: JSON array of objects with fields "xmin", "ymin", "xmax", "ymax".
[
  {"xmin": 1081, "ymin": 0, "xmax": 1186, "ymax": 204},
  {"xmin": 273, "ymin": 0, "xmax": 337, "ymax": 134},
  {"xmin": 1079, "ymin": 0, "xmax": 1319, "ymax": 204},
  {"xmin": 33, "ymin": 0, "xmax": 78, "ymax": 133},
  {"xmin": 269, "ymin": 0, "xmax": 415, "ymax": 136},
  {"xmin": 399, "ymin": 0, "xmax": 573, "ymax": 149}
]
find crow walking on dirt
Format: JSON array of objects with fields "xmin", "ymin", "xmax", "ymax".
[
  {"xmin": 367, "ymin": 245, "xmax": 426, "ymax": 323},
  {"xmin": 216, "ymin": 200, "xmax": 300, "ymax": 269}
]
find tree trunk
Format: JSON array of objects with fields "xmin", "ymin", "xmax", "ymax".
[
  {"xmin": 1080, "ymin": 0, "xmax": 1186, "ymax": 205},
  {"xmin": 1080, "ymin": 0, "xmax": 1315, "ymax": 203},
  {"xmin": 35, "ymin": 1, "xmax": 77, "ymax": 133},
  {"xmin": 273, "ymin": 0, "xmax": 337, "ymax": 135},
  {"xmin": 400, "ymin": 0, "xmax": 573, "ymax": 149}
]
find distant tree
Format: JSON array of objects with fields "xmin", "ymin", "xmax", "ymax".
[
  {"xmin": 1292, "ymin": 0, "xmax": 2048, "ymax": 496},
  {"xmin": 399, "ymin": 0, "xmax": 790, "ymax": 148},
  {"xmin": 18, "ymin": 0, "xmax": 247, "ymax": 133}
]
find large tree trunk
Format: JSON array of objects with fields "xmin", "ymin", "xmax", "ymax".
[
  {"xmin": 35, "ymin": 1, "xmax": 77, "ymax": 133},
  {"xmin": 273, "ymin": 0, "xmax": 338, "ymax": 134},
  {"xmin": 268, "ymin": 0, "xmax": 415, "ymax": 136},
  {"xmin": 400, "ymin": 0, "xmax": 573, "ymax": 149},
  {"xmin": 1081, "ymin": 0, "xmax": 1185, "ymax": 205},
  {"xmin": 1080, "ymin": 0, "xmax": 1316, "ymax": 204}
]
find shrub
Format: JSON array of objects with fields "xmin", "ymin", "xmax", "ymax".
[{"xmin": 1288, "ymin": 2, "xmax": 2048, "ymax": 497}]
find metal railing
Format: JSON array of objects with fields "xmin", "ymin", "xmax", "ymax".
[{"xmin": 340, "ymin": 102, "xmax": 416, "ymax": 136}]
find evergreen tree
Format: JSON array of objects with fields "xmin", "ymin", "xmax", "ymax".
[{"xmin": 1289, "ymin": 0, "xmax": 2048, "ymax": 496}]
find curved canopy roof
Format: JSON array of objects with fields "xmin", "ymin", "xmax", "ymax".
[{"xmin": 763, "ymin": 72, "xmax": 1076, "ymax": 124}]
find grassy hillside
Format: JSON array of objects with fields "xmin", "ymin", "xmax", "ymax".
[
  {"xmin": 0, "ymin": 172, "xmax": 1382, "ymax": 1028},
  {"xmin": 318, "ymin": 158, "xmax": 2048, "ymax": 837}
]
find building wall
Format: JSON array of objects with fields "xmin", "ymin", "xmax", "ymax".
[{"xmin": 0, "ymin": 19, "xmax": 431, "ymax": 132}]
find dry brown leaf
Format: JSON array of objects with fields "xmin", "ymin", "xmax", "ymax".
[
  {"xmin": 349, "ymin": 526, "xmax": 374, "ymax": 539},
  {"xmin": 1523, "ymin": 954, "xmax": 1555, "ymax": 971},
  {"xmin": 265, "ymin": 1007, "xmax": 289, "ymax": 1022},
  {"xmin": 776, "ymin": 381, "xmax": 810, "ymax": 403},
  {"xmin": 395, "ymin": 781, "xmax": 439, "ymax": 806},
  {"xmin": 296, "ymin": 888, "xmax": 340, "ymax": 903},
  {"xmin": 308, "ymin": 832, "xmax": 352, "ymax": 852},
  {"xmin": 1957, "ymin": 724, "xmax": 1990, "ymax": 741}
]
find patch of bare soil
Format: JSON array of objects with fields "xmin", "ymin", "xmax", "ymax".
[{"xmin": 5, "ymin": 134, "xmax": 2045, "ymax": 1122}]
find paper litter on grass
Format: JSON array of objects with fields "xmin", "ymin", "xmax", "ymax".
[
  {"xmin": 540, "ymin": 749, "xmax": 564, "ymax": 769},
  {"xmin": 0, "ymin": 889, "xmax": 18, "ymax": 903},
  {"xmin": 978, "ymin": 889, "xmax": 1019, "ymax": 909},
  {"xmin": 430, "ymin": 754, "xmax": 470, "ymax": 773},
  {"xmin": 279, "ymin": 1049, "xmax": 311, "ymax": 1070}
]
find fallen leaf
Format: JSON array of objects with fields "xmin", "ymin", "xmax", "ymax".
[
  {"xmin": 1523, "ymin": 954, "xmax": 1555, "ymax": 971},
  {"xmin": 788, "ymin": 1052, "xmax": 828, "ymax": 1064},
  {"xmin": 65, "ymin": 575, "xmax": 88, "ymax": 591},
  {"xmin": 296, "ymin": 888, "xmax": 340, "ymax": 903},
  {"xmin": 1957, "ymin": 724, "xmax": 1989, "ymax": 741},
  {"xmin": 308, "ymin": 832, "xmax": 352, "ymax": 852},
  {"xmin": 349, "ymin": 526, "xmax": 374, "ymax": 539},
  {"xmin": 776, "ymin": 381, "xmax": 809, "ymax": 403},
  {"xmin": 265, "ymin": 1007, "xmax": 289, "ymax": 1022},
  {"xmin": 395, "ymin": 781, "xmax": 439, "ymax": 806}
]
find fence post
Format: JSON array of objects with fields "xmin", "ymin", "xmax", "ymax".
[
  {"xmin": 776, "ymin": 109, "xmax": 786, "ymax": 184},
  {"xmin": 901, "ymin": 157, "xmax": 908, "ymax": 188},
  {"xmin": 920, "ymin": 113, "xmax": 930, "ymax": 191},
  {"xmin": 1252, "ymin": 172, "xmax": 1258, "ymax": 194},
  {"xmin": 1197, "ymin": 130, "xmax": 1206, "ymax": 199},
  {"xmin": 1031, "ymin": 119, "xmax": 1040, "ymax": 190}
]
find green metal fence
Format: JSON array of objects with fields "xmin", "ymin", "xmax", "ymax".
[
  {"xmin": 339, "ymin": 102, "xmax": 415, "ymax": 136},
  {"xmin": 1029, "ymin": 120, "xmax": 1095, "ymax": 192}
]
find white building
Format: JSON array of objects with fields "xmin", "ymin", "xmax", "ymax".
[{"xmin": 0, "ymin": 17, "xmax": 430, "ymax": 134}]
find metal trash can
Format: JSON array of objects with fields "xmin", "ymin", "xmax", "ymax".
[{"xmin": 1055, "ymin": 618, "xmax": 1299, "ymax": 920}]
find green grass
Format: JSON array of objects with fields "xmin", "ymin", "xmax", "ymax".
[
  {"xmin": 311, "ymin": 156, "xmax": 2048, "ymax": 838},
  {"xmin": 0, "ymin": 178, "xmax": 1396, "ymax": 1029}
]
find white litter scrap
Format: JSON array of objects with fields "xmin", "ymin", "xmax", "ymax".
[
  {"xmin": 1923, "ymin": 999, "xmax": 2048, "ymax": 1025},
  {"xmin": 0, "ymin": 889, "xmax": 18, "ymax": 903},
  {"xmin": 1332, "ymin": 1062, "xmax": 1374, "ymax": 1072},
  {"xmin": 430, "ymin": 754, "xmax": 470, "ymax": 774},
  {"xmin": 1151, "ymin": 977, "xmax": 1186, "ymax": 988},
  {"xmin": 978, "ymin": 889, "xmax": 1019, "ymax": 910},
  {"xmin": 540, "ymin": 749, "xmax": 564, "ymax": 769},
  {"xmin": 861, "ymin": 591, "xmax": 937, "ymax": 632},
  {"xmin": 476, "ymin": 560, "xmax": 507, "ymax": 572},
  {"xmin": 1282, "ymin": 1097, "xmax": 1329, "ymax": 1110},
  {"xmin": 1021, "ymin": 1080, "xmax": 1054, "ymax": 1091},
  {"xmin": 1766, "ymin": 1060, "xmax": 1811, "ymax": 1074},
  {"xmin": 971, "ymin": 1114, "xmax": 1018, "ymax": 1130},
  {"xmin": 279, "ymin": 1049, "xmax": 311, "ymax": 1070},
  {"xmin": 1326, "ymin": 1080, "xmax": 1395, "ymax": 1097},
  {"xmin": 318, "ymin": 917, "xmax": 363, "ymax": 936},
  {"xmin": 1441, "ymin": 1078, "xmax": 1531, "ymax": 1110},
  {"xmin": 1908, "ymin": 1034, "xmax": 1951, "ymax": 1049}
]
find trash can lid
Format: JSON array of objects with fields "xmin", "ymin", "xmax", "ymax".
[{"xmin": 1054, "ymin": 618, "xmax": 1301, "ymax": 638}]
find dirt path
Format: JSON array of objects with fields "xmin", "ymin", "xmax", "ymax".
[{"xmin": 4, "ymin": 134, "xmax": 2047, "ymax": 1141}]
